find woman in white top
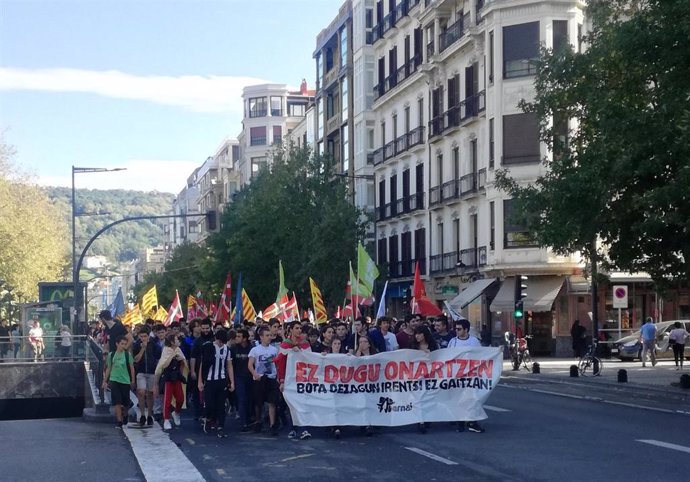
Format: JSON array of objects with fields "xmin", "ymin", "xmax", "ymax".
[
  {"xmin": 58, "ymin": 325, "xmax": 72, "ymax": 359},
  {"xmin": 669, "ymin": 322, "xmax": 690, "ymax": 370}
]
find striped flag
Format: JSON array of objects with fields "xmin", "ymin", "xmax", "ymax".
[
  {"xmin": 217, "ymin": 273, "xmax": 232, "ymax": 322},
  {"xmin": 152, "ymin": 305, "xmax": 168, "ymax": 322},
  {"xmin": 187, "ymin": 294, "xmax": 198, "ymax": 320},
  {"xmin": 166, "ymin": 290, "xmax": 184, "ymax": 325},
  {"xmin": 122, "ymin": 305, "xmax": 143, "ymax": 326},
  {"xmin": 309, "ymin": 277, "xmax": 328, "ymax": 323},
  {"xmin": 263, "ymin": 302, "xmax": 280, "ymax": 320},
  {"xmin": 140, "ymin": 285, "xmax": 158, "ymax": 316},
  {"xmin": 241, "ymin": 289, "xmax": 257, "ymax": 321}
]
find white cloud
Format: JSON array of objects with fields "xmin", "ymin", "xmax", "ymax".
[
  {"xmin": 36, "ymin": 159, "xmax": 202, "ymax": 194},
  {"xmin": 0, "ymin": 67, "xmax": 269, "ymax": 113}
]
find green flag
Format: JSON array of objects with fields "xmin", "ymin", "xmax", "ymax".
[
  {"xmin": 276, "ymin": 260, "xmax": 288, "ymax": 303},
  {"xmin": 357, "ymin": 242, "xmax": 379, "ymax": 296},
  {"xmin": 349, "ymin": 261, "xmax": 369, "ymax": 297}
]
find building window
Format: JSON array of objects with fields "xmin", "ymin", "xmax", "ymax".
[
  {"xmin": 414, "ymin": 228, "xmax": 426, "ymax": 272},
  {"xmin": 489, "ymin": 118, "xmax": 495, "ymax": 168},
  {"xmin": 404, "ymin": 106, "xmax": 410, "ymax": 133},
  {"xmin": 251, "ymin": 156, "xmax": 268, "ymax": 177},
  {"xmin": 342, "ymin": 126, "xmax": 349, "ymax": 173},
  {"xmin": 553, "ymin": 20, "xmax": 569, "ymax": 53},
  {"xmin": 489, "ymin": 201, "xmax": 495, "ymax": 250},
  {"xmin": 232, "ymin": 145, "xmax": 240, "ymax": 164},
  {"xmin": 377, "ymin": 237, "xmax": 387, "ymax": 265},
  {"xmin": 288, "ymin": 102, "xmax": 306, "ymax": 117},
  {"xmin": 340, "ymin": 27, "xmax": 348, "ymax": 67},
  {"xmin": 272, "ymin": 125, "xmax": 282, "ymax": 145},
  {"xmin": 489, "ymin": 30, "xmax": 494, "ymax": 83},
  {"xmin": 249, "ymin": 97, "xmax": 267, "ymax": 117},
  {"xmin": 316, "ymin": 54, "xmax": 323, "ymax": 88},
  {"xmin": 502, "ymin": 113, "xmax": 540, "ymax": 164},
  {"xmin": 437, "ymin": 222, "xmax": 444, "ymax": 255},
  {"xmin": 317, "ymin": 98, "xmax": 324, "ymax": 138},
  {"xmin": 503, "ymin": 22, "xmax": 539, "ymax": 79},
  {"xmin": 381, "ymin": 120, "xmax": 386, "ymax": 147},
  {"xmin": 250, "ymin": 126, "xmax": 267, "ymax": 146},
  {"xmin": 503, "ymin": 199, "xmax": 537, "ymax": 248},
  {"xmin": 341, "ymin": 77, "xmax": 349, "ymax": 123},
  {"xmin": 368, "ymin": 128, "xmax": 375, "ymax": 150},
  {"xmin": 270, "ymin": 96, "xmax": 283, "ymax": 116},
  {"xmin": 417, "ymin": 97, "xmax": 424, "ymax": 127}
]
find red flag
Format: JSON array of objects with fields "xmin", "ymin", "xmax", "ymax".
[
  {"xmin": 412, "ymin": 261, "xmax": 442, "ymax": 316},
  {"xmin": 217, "ymin": 273, "xmax": 232, "ymax": 322},
  {"xmin": 165, "ymin": 290, "xmax": 183, "ymax": 326},
  {"xmin": 263, "ymin": 302, "xmax": 280, "ymax": 320}
]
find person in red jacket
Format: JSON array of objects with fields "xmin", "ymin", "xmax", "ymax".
[{"xmin": 275, "ymin": 321, "xmax": 312, "ymax": 440}]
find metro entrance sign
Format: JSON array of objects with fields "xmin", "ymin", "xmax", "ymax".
[{"xmin": 612, "ymin": 285, "xmax": 628, "ymax": 309}]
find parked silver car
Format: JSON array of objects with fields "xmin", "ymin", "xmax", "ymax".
[{"xmin": 613, "ymin": 320, "xmax": 690, "ymax": 361}]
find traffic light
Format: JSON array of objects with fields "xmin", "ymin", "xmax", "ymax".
[{"xmin": 514, "ymin": 275, "xmax": 527, "ymax": 319}]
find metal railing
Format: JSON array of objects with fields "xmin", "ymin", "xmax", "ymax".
[
  {"xmin": 375, "ymin": 192, "xmax": 425, "ymax": 221},
  {"xmin": 0, "ymin": 334, "xmax": 89, "ymax": 362},
  {"xmin": 439, "ymin": 15, "xmax": 468, "ymax": 53}
]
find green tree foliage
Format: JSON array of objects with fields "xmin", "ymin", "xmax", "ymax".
[
  {"xmin": 495, "ymin": 0, "xmax": 690, "ymax": 285},
  {"xmin": 0, "ymin": 137, "xmax": 69, "ymax": 301},
  {"xmin": 46, "ymin": 186, "xmax": 174, "ymax": 262},
  {"xmin": 208, "ymin": 145, "xmax": 367, "ymax": 311},
  {"xmin": 135, "ymin": 242, "xmax": 212, "ymax": 308}
]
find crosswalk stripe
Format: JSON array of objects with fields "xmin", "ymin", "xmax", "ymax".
[
  {"xmin": 404, "ymin": 447, "xmax": 458, "ymax": 465},
  {"xmin": 636, "ymin": 439, "xmax": 690, "ymax": 454}
]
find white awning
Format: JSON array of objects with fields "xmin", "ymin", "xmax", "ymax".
[
  {"xmin": 489, "ymin": 277, "xmax": 515, "ymax": 313},
  {"xmin": 490, "ymin": 276, "xmax": 566, "ymax": 313},
  {"xmin": 448, "ymin": 278, "xmax": 497, "ymax": 310}
]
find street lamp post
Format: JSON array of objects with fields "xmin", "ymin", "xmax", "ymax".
[{"xmin": 72, "ymin": 166, "xmax": 126, "ymax": 330}]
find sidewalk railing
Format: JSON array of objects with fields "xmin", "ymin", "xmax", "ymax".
[{"xmin": 0, "ymin": 335, "xmax": 89, "ymax": 362}]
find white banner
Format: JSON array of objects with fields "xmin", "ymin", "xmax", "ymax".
[{"xmin": 283, "ymin": 347, "xmax": 503, "ymax": 427}]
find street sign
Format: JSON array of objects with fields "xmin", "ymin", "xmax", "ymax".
[{"xmin": 612, "ymin": 285, "xmax": 628, "ymax": 308}]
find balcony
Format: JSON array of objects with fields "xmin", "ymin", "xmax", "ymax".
[
  {"xmin": 430, "ymin": 91, "xmax": 486, "ymax": 141},
  {"xmin": 373, "ymin": 147, "xmax": 385, "ymax": 166},
  {"xmin": 395, "ymin": 133, "xmax": 408, "ymax": 155},
  {"xmin": 430, "ymin": 251, "xmax": 460, "ymax": 274},
  {"xmin": 375, "ymin": 192, "xmax": 425, "ymax": 222},
  {"xmin": 384, "ymin": 140, "xmax": 396, "ymax": 160},
  {"xmin": 430, "ymin": 247, "xmax": 487, "ymax": 275},
  {"xmin": 476, "ymin": 0, "xmax": 485, "ymax": 24},
  {"xmin": 427, "ymin": 41, "xmax": 435, "ymax": 60},
  {"xmin": 477, "ymin": 168, "xmax": 486, "ymax": 190},
  {"xmin": 326, "ymin": 113, "xmax": 341, "ymax": 135},
  {"xmin": 373, "ymin": 54, "xmax": 422, "ymax": 102},
  {"xmin": 428, "ymin": 114, "xmax": 446, "ymax": 139},
  {"xmin": 367, "ymin": 152, "xmax": 375, "ymax": 165},
  {"xmin": 372, "ymin": 1, "xmax": 421, "ymax": 45},
  {"xmin": 429, "ymin": 179, "xmax": 460, "ymax": 207},
  {"xmin": 374, "ymin": 126, "xmax": 426, "ymax": 167},
  {"xmin": 439, "ymin": 14, "xmax": 469, "ymax": 53},
  {"xmin": 407, "ymin": 125, "xmax": 425, "ymax": 149},
  {"xmin": 389, "ymin": 257, "xmax": 426, "ymax": 279},
  {"xmin": 459, "ymin": 172, "xmax": 477, "ymax": 196},
  {"xmin": 323, "ymin": 67, "xmax": 339, "ymax": 90}
]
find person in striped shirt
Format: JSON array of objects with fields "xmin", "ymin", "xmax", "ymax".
[{"xmin": 197, "ymin": 329, "xmax": 235, "ymax": 438}]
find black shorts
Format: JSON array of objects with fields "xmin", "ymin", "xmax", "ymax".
[
  {"xmin": 109, "ymin": 381, "xmax": 131, "ymax": 407},
  {"xmin": 252, "ymin": 376, "xmax": 280, "ymax": 406}
]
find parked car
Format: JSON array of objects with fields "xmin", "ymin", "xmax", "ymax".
[{"xmin": 613, "ymin": 320, "xmax": 690, "ymax": 361}]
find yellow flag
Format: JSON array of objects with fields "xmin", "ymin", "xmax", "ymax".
[
  {"xmin": 153, "ymin": 305, "xmax": 168, "ymax": 322},
  {"xmin": 122, "ymin": 305, "xmax": 143, "ymax": 326},
  {"xmin": 242, "ymin": 289, "xmax": 257, "ymax": 321},
  {"xmin": 141, "ymin": 285, "xmax": 158, "ymax": 316},
  {"xmin": 309, "ymin": 277, "xmax": 328, "ymax": 323}
]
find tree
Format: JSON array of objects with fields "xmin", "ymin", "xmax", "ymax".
[
  {"xmin": 0, "ymin": 136, "xmax": 70, "ymax": 302},
  {"xmin": 495, "ymin": 0, "xmax": 690, "ymax": 287},
  {"xmin": 208, "ymin": 144, "xmax": 367, "ymax": 311}
]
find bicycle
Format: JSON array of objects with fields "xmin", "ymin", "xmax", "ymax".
[
  {"xmin": 508, "ymin": 334, "xmax": 534, "ymax": 372},
  {"xmin": 578, "ymin": 339, "xmax": 603, "ymax": 376}
]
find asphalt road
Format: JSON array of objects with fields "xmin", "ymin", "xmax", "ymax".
[{"xmin": 165, "ymin": 384, "xmax": 690, "ymax": 482}]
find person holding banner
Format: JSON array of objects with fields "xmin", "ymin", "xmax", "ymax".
[{"xmin": 448, "ymin": 319, "xmax": 486, "ymax": 433}]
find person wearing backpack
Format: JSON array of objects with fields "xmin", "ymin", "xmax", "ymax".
[
  {"xmin": 102, "ymin": 335, "xmax": 135, "ymax": 429},
  {"xmin": 154, "ymin": 332, "xmax": 188, "ymax": 430}
]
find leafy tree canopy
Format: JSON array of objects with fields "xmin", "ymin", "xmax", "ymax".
[
  {"xmin": 208, "ymin": 144, "xmax": 367, "ymax": 310},
  {"xmin": 495, "ymin": 0, "xmax": 690, "ymax": 286}
]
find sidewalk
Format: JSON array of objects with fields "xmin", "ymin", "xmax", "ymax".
[{"xmin": 501, "ymin": 357, "xmax": 690, "ymax": 397}]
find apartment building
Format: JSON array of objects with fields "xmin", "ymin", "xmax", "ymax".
[
  {"xmin": 314, "ymin": 0, "xmax": 378, "ymax": 237},
  {"xmin": 169, "ymin": 169, "xmax": 201, "ymax": 247},
  {"xmin": 371, "ymin": 0, "xmax": 586, "ymax": 354},
  {"xmin": 237, "ymin": 83, "xmax": 314, "ymax": 186}
]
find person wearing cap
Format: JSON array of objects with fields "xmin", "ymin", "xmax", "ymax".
[{"xmin": 448, "ymin": 318, "xmax": 486, "ymax": 434}]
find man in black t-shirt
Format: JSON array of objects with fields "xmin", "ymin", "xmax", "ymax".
[
  {"xmin": 189, "ymin": 318, "xmax": 214, "ymax": 420},
  {"xmin": 100, "ymin": 310, "xmax": 131, "ymax": 354},
  {"xmin": 231, "ymin": 329, "xmax": 253, "ymax": 431}
]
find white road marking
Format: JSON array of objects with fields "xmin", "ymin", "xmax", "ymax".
[
  {"xmin": 186, "ymin": 438, "xmax": 195, "ymax": 445},
  {"xmin": 484, "ymin": 405, "xmax": 511, "ymax": 412},
  {"xmin": 404, "ymin": 447, "xmax": 458, "ymax": 466},
  {"xmin": 216, "ymin": 468, "xmax": 226, "ymax": 475},
  {"xmin": 603, "ymin": 400, "xmax": 674, "ymax": 414},
  {"xmin": 637, "ymin": 440, "xmax": 690, "ymax": 454},
  {"xmin": 280, "ymin": 454, "xmax": 315, "ymax": 462},
  {"xmin": 124, "ymin": 425, "xmax": 205, "ymax": 482}
]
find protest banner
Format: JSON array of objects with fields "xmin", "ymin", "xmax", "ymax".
[{"xmin": 283, "ymin": 347, "xmax": 502, "ymax": 427}]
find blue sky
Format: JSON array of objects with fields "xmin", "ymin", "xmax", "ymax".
[{"xmin": 0, "ymin": 0, "xmax": 343, "ymax": 192}]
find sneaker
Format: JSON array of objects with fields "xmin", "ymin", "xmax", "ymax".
[
  {"xmin": 163, "ymin": 419, "xmax": 172, "ymax": 430},
  {"xmin": 652, "ymin": 360, "xmax": 657, "ymax": 367},
  {"xmin": 202, "ymin": 418, "xmax": 209, "ymax": 434},
  {"xmin": 172, "ymin": 412, "xmax": 181, "ymax": 426},
  {"xmin": 122, "ymin": 417, "xmax": 128, "ymax": 427},
  {"xmin": 467, "ymin": 422, "xmax": 485, "ymax": 433},
  {"xmin": 288, "ymin": 430, "xmax": 297, "ymax": 439},
  {"xmin": 333, "ymin": 428, "xmax": 341, "ymax": 439},
  {"xmin": 300, "ymin": 430, "xmax": 312, "ymax": 440},
  {"xmin": 139, "ymin": 415, "xmax": 146, "ymax": 426},
  {"xmin": 270, "ymin": 425, "xmax": 279, "ymax": 436},
  {"xmin": 146, "ymin": 416, "xmax": 154, "ymax": 427},
  {"xmin": 217, "ymin": 428, "xmax": 228, "ymax": 438},
  {"xmin": 642, "ymin": 363, "xmax": 646, "ymax": 367}
]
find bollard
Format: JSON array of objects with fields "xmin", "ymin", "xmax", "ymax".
[
  {"xmin": 532, "ymin": 362, "xmax": 540, "ymax": 374},
  {"xmin": 681, "ymin": 374, "xmax": 690, "ymax": 390},
  {"xmin": 617, "ymin": 369, "xmax": 628, "ymax": 383},
  {"xmin": 569, "ymin": 365, "xmax": 579, "ymax": 377}
]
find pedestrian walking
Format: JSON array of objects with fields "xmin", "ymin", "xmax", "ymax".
[
  {"xmin": 231, "ymin": 329, "xmax": 253, "ymax": 432},
  {"xmin": 198, "ymin": 329, "xmax": 234, "ymax": 437},
  {"xmin": 570, "ymin": 320, "xmax": 587, "ymax": 358},
  {"xmin": 668, "ymin": 322, "xmax": 690, "ymax": 370},
  {"xmin": 0, "ymin": 319, "xmax": 10, "ymax": 360},
  {"xmin": 103, "ymin": 335, "xmax": 135, "ymax": 428},
  {"xmin": 28, "ymin": 318, "xmax": 44, "ymax": 362},
  {"xmin": 57, "ymin": 325, "xmax": 72, "ymax": 359},
  {"xmin": 448, "ymin": 319, "xmax": 486, "ymax": 433},
  {"xmin": 133, "ymin": 325, "xmax": 161, "ymax": 427},
  {"xmin": 248, "ymin": 326, "xmax": 280, "ymax": 435},
  {"xmin": 640, "ymin": 317, "xmax": 657, "ymax": 367},
  {"xmin": 156, "ymin": 332, "xmax": 188, "ymax": 431}
]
